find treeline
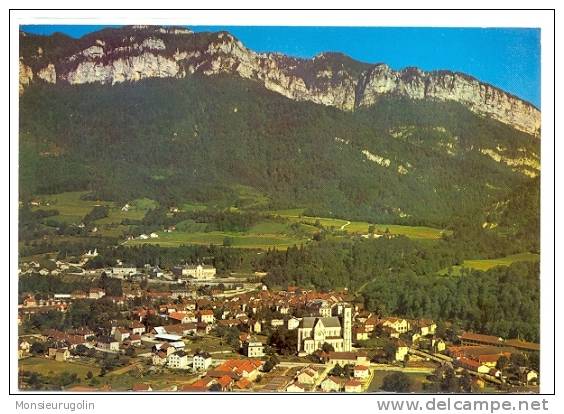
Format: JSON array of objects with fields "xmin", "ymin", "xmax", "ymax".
[
  {"xmin": 83, "ymin": 205, "xmax": 109, "ymax": 224},
  {"xmin": 19, "ymin": 206, "xmax": 59, "ymax": 242},
  {"xmin": 19, "ymin": 205, "xmax": 118, "ymax": 245},
  {"xmin": 122, "ymin": 206, "xmax": 261, "ymax": 236},
  {"xmin": 362, "ymin": 261, "xmax": 540, "ymax": 342},
  {"xmin": 19, "ymin": 274, "xmax": 92, "ymax": 300},
  {"xmin": 18, "ymin": 273, "xmax": 123, "ymax": 300},
  {"xmin": 84, "ymin": 244, "xmax": 255, "ymax": 272},
  {"xmin": 260, "ymin": 237, "xmax": 460, "ymax": 291},
  {"xmin": 258, "ymin": 237, "xmax": 539, "ymax": 342},
  {"xmin": 22, "ymin": 298, "xmax": 124, "ymax": 334}
]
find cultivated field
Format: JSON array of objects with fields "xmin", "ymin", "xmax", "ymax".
[
  {"xmin": 438, "ymin": 252, "xmax": 540, "ymax": 276},
  {"xmin": 367, "ymin": 370, "xmax": 430, "ymax": 392},
  {"xmin": 270, "ymin": 209, "xmax": 449, "ymax": 240},
  {"xmin": 125, "ymin": 230, "xmax": 309, "ymax": 249},
  {"xmin": 19, "ymin": 356, "xmax": 101, "ymax": 377},
  {"xmin": 31, "ymin": 192, "xmax": 450, "ymax": 249},
  {"xmin": 30, "ymin": 191, "xmax": 158, "ymax": 237}
]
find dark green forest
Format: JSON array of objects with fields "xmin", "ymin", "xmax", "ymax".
[{"xmin": 19, "ymin": 75, "xmax": 538, "ymax": 227}]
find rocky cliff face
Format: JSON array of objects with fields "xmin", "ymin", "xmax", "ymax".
[{"xmin": 19, "ymin": 26, "xmax": 540, "ymax": 136}]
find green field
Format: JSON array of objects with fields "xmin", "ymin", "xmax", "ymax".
[
  {"xmin": 20, "ymin": 356, "xmax": 101, "ymax": 378},
  {"xmin": 125, "ymin": 211, "xmax": 448, "ymax": 249},
  {"xmin": 31, "ymin": 192, "xmax": 158, "ymax": 237},
  {"xmin": 31, "ymin": 192, "xmax": 449, "ymax": 248},
  {"xmin": 348, "ymin": 222, "xmax": 450, "ymax": 239},
  {"xmin": 367, "ymin": 371, "xmax": 430, "ymax": 392},
  {"xmin": 126, "ymin": 229, "xmax": 308, "ymax": 249},
  {"xmin": 104, "ymin": 368, "xmax": 200, "ymax": 391},
  {"xmin": 270, "ymin": 210, "xmax": 449, "ymax": 240},
  {"xmin": 231, "ymin": 184, "xmax": 271, "ymax": 209},
  {"xmin": 439, "ymin": 252, "xmax": 540, "ymax": 276}
]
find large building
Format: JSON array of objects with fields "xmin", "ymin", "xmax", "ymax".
[
  {"xmin": 182, "ymin": 264, "xmax": 216, "ymax": 279},
  {"xmin": 297, "ymin": 304, "xmax": 352, "ymax": 354}
]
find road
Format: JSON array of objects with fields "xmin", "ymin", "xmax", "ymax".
[
  {"xmin": 409, "ymin": 348, "xmax": 502, "ymax": 385},
  {"xmin": 408, "ymin": 348, "xmax": 453, "ymax": 364},
  {"xmin": 340, "ymin": 221, "xmax": 351, "ymax": 230}
]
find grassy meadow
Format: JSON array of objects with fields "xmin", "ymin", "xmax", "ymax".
[
  {"xmin": 30, "ymin": 192, "xmax": 451, "ymax": 249},
  {"xmin": 438, "ymin": 252, "xmax": 540, "ymax": 276}
]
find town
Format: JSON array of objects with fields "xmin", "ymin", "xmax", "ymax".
[{"xmin": 18, "ymin": 254, "xmax": 540, "ymax": 393}]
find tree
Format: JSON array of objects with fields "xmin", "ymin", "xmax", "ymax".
[
  {"xmin": 383, "ymin": 340, "xmax": 397, "ymax": 362},
  {"xmin": 268, "ymin": 327, "xmax": 298, "ymax": 355},
  {"xmin": 510, "ymin": 352, "xmax": 528, "ymax": 369},
  {"xmin": 330, "ymin": 364, "xmax": 344, "ymax": 377},
  {"xmin": 57, "ymin": 371, "xmax": 79, "ymax": 387},
  {"xmin": 140, "ymin": 278, "xmax": 148, "ymax": 290},
  {"xmin": 459, "ymin": 371, "xmax": 476, "ymax": 393},
  {"xmin": 30, "ymin": 342, "xmax": 46, "ymax": 355},
  {"xmin": 213, "ymin": 307, "xmax": 224, "ymax": 320},
  {"xmin": 496, "ymin": 356, "xmax": 509, "ymax": 373},
  {"xmin": 83, "ymin": 205, "xmax": 109, "ymax": 224},
  {"xmin": 381, "ymin": 372, "xmax": 412, "ymax": 393},
  {"xmin": 441, "ymin": 366, "xmax": 460, "ymax": 392},
  {"xmin": 28, "ymin": 372, "xmax": 42, "ymax": 390},
  {"xmin": 343, "ymin": 364, "xmax": 354, "ymax": 378},
  {"xmin": 262, "ymin": 356, "xmax": 279, "ymax": 373},
  {"xmin": 73, "ymin": 344, "xmax": 89, "ymax": 356},
  {"xmin": 322, "ymin": 342, "xmax": 335, "ymax": 353}
]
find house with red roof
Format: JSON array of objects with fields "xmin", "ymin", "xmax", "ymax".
[
  {"xmin": 233, "ymin": 377, "xmax": 252, "ymax": 391},
  {"xmin": 456, "ymin": 357, "xmax": 491, "ymax": 374},
  {"xmin": 460, "ymin": 332, "xmax": 504, "ymax": 347},
  {"xmin": 320, "ymin": 376, "xmax": 344, "ymax": 392},
  {"xmin": 180, "ymin": 377, "xmax": 215, "ymax": 392},
  {"xmin": 216, "ymin": 375, "xmax": 233, "ymax": 391},
  {"xmin": 344, "ymin": 379, "xmax": 362, "ymax": 393},
  {"xmin": 132, "ymin": 383, "xmax": 152, "ymax": 392},
  {"xmin": 168, "ymin": 311, "xmax": 196, "ymax": 324},
  {"xmin": 214, "ymin": 359, "xmax": 264, "ymax": 381}
]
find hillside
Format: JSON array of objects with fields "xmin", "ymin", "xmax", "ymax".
[{"xmin": 20, "ymin": 74, "xmax": 538, "ymax": 227}]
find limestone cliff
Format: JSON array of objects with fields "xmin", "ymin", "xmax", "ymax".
[{"xmin": 19, "ymin": 26, "xmax": 540, "ymax": 136}]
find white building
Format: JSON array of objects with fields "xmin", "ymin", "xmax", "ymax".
[
  {"xmin": 112, "ymin": 266, "xmax": 137, "ymax": 277},
  {"xmin": 287, "ymin": 317, "xmax": 301, "ymax": 330},
  {"xmin": 244, "ymin": 341, "xmax": 265, "ymax": 358},
  {"xmin": 182, "ymin": 264, "xmax": 216, "ymax": 279},
  {"xmin": 168, "ymin": 351, "xmax": 190, "ymax": 369},
  {"xmin": 193, "ymin": 352, "xmax": 212, "ymax": 371},
  {"xmin": 296, "ymin": 305, "xmax": 352, "ymax": 355}
]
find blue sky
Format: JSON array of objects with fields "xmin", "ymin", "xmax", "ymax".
[{"xmin": 21, "ymin": 25, "xmax": 541, "ymax": 107}]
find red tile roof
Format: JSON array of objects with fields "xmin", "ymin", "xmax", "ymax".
[
  {"xmin": 234, "ymin": 378, "xmax": 252, "ymax": 389},
  {"xmin": 132, "ymin": 383, "xmax": 151, "ymax": 391},
  {"xmin": 504, "ymin": 339, "xmax": 540, "ymax": 351},
  {"xmin": 457, "ymin": 357, "xmax": 482, "ymax": 371},
  {"xmin": 217, "ymin": 375, "xmax": 233, "ymax": 388},
  {"xmin": 460, "ymin": 332, "xmax": 503, "ymax": 345}
]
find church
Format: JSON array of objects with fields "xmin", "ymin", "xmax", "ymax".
[{"xmin": 297, "ymin": 303, "xmax": 352, "ymax": 355}]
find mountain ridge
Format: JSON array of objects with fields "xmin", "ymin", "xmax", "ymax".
[{"xmin": 19, "ymin": 25, "xmax": 540, "ymax": 136}]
